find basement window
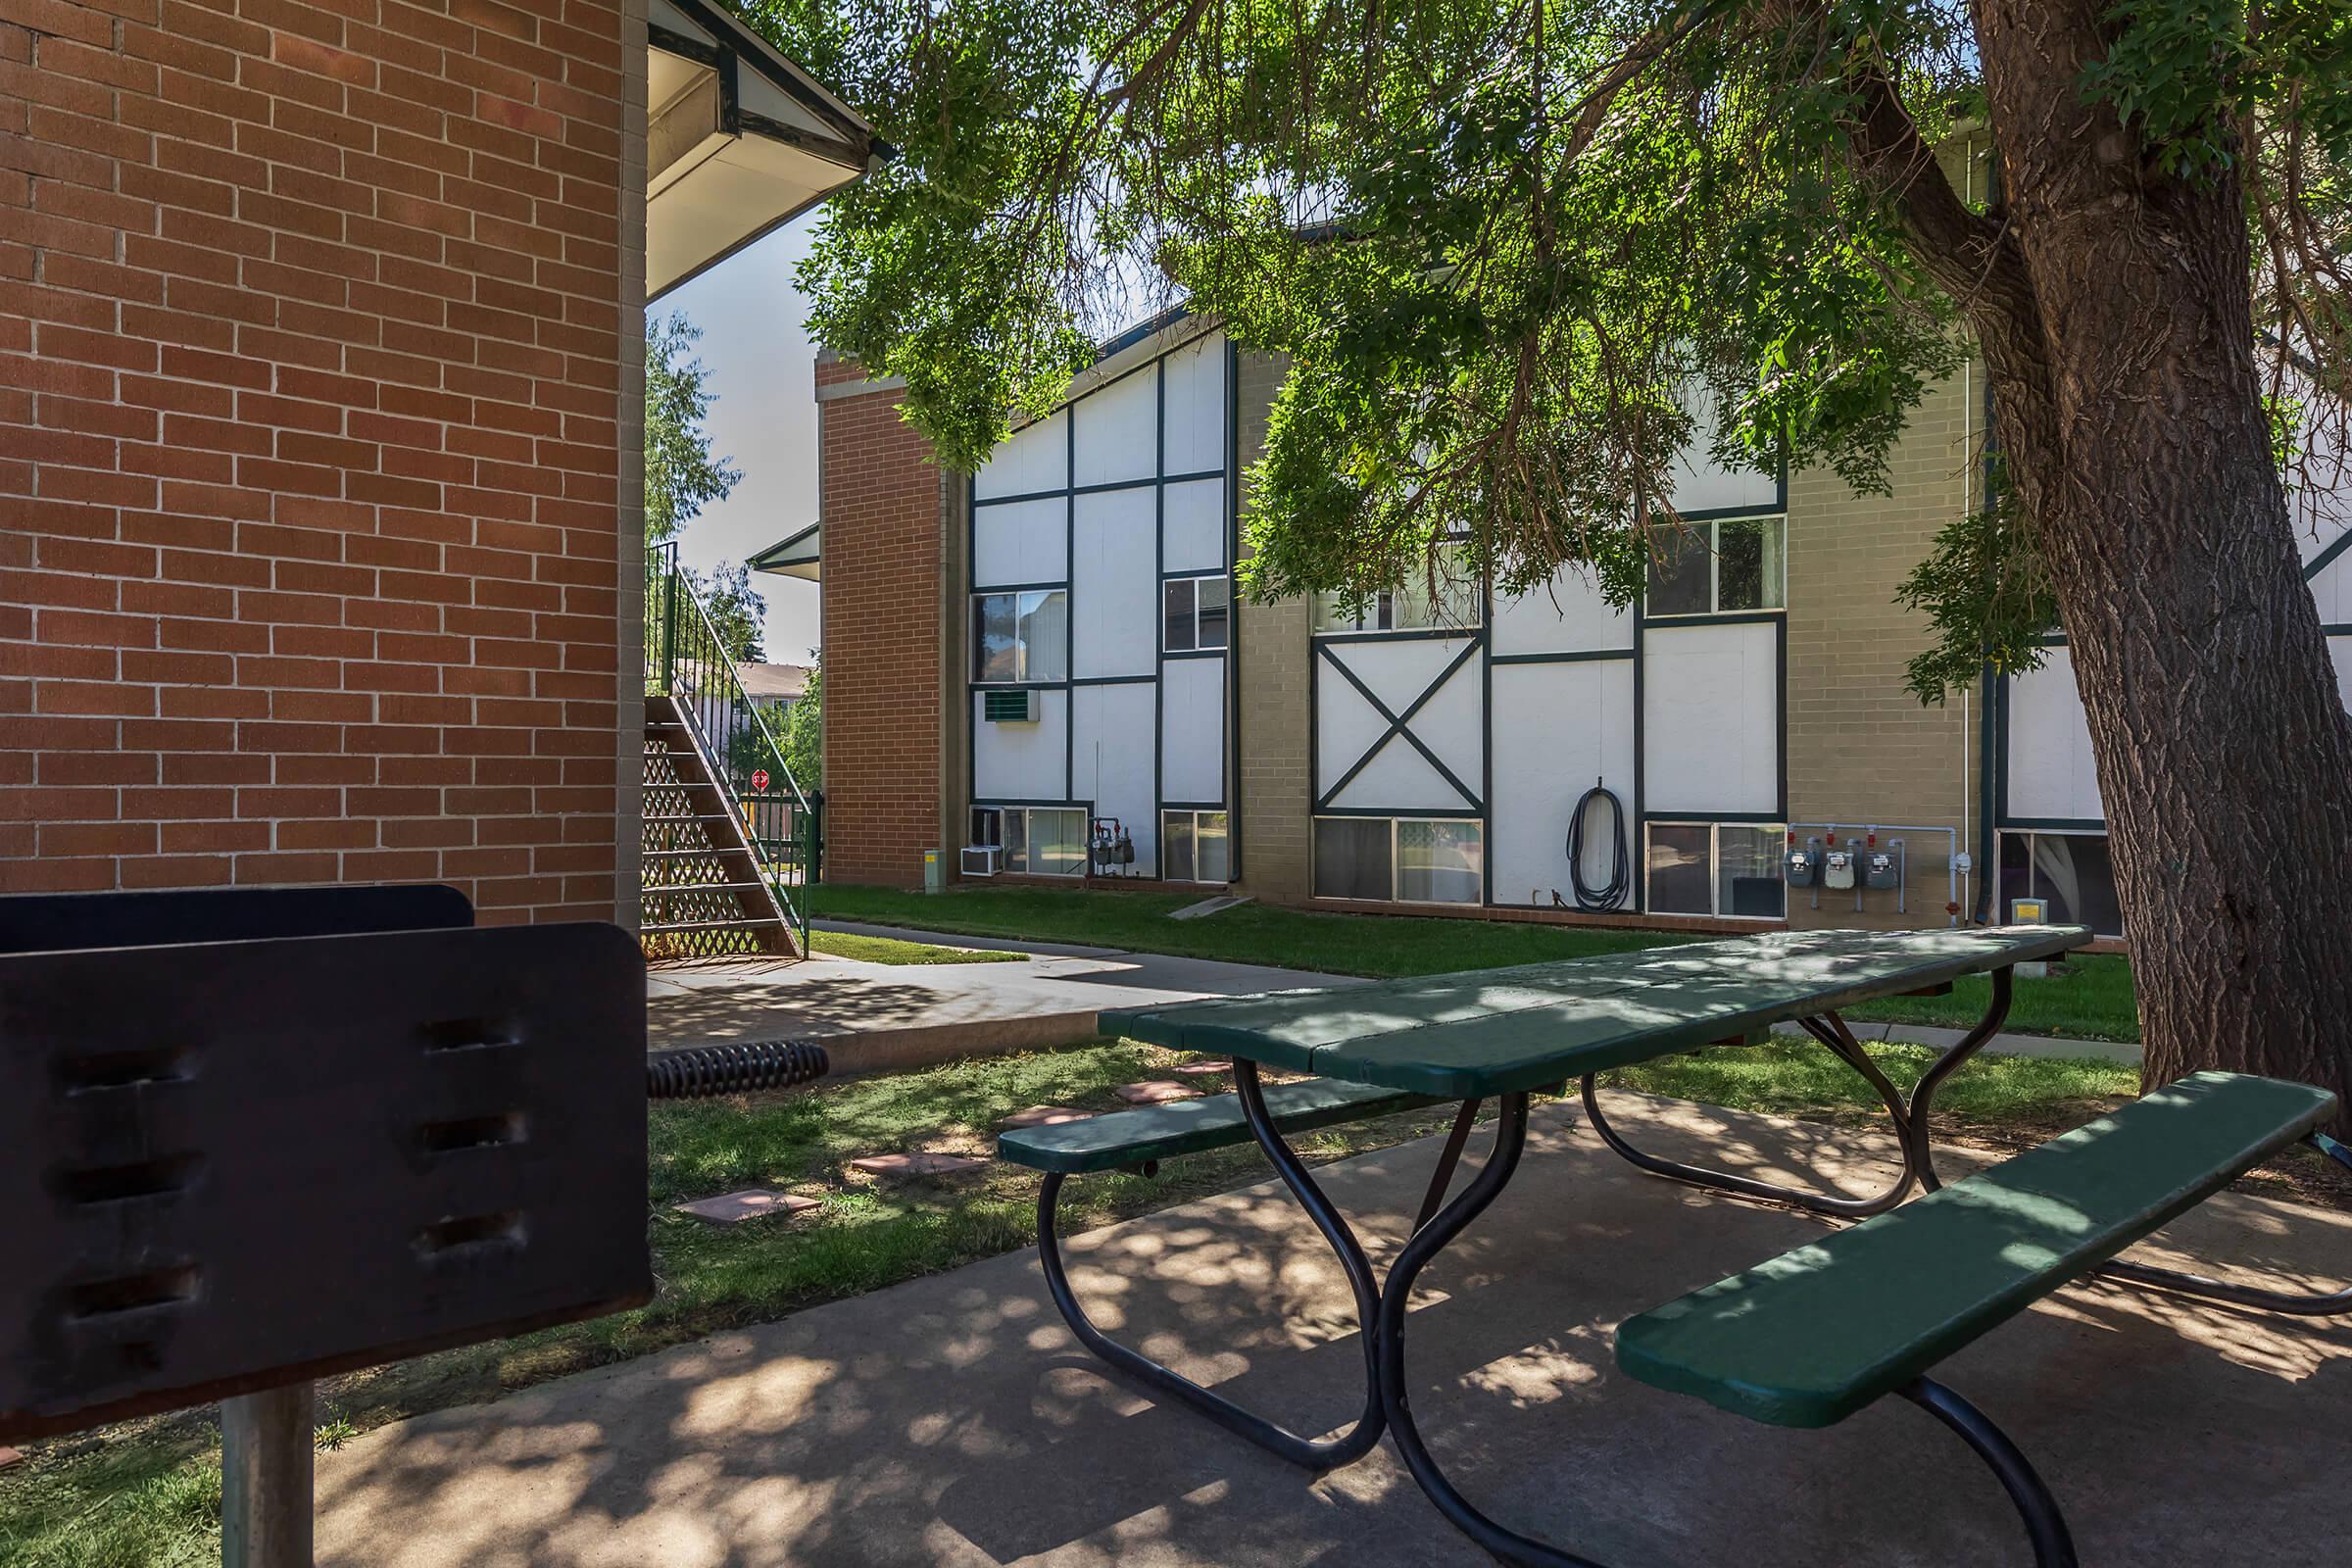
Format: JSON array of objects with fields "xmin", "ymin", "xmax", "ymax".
[
  {"xmin": 1646, "ymin": 515, "xmax": 1786, "ymax": 616},
  {"xmin": 1162, "ymin": 809, "xmax": 1231, "ymax": 883},
  {"xmin": 1998, "ymin": 831, "xmax": 2123, "ymax": 938},
  {"xmin": 985, "ymin": 806, "xmax": 1086, "ymax": 876},
  {"xmin": 973, "ymin": 590, "xmax": 1067, "ymax": 682},
  {"xmin": 1312, "ymin": 816, "xmax": 1482, "ymax": 905},
  {"xmin": 1644, "ymin": 822, "xmax": 1786, "ymax": 919}
]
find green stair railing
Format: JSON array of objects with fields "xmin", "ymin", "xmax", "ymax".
[{"xmin": 646, "ymin": 540, "xmax": 816, "ymax": 953}]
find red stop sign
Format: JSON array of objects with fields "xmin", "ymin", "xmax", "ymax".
[{"xmin": 750, "ymin": 769, "xmax": 770, "ymax": 792}]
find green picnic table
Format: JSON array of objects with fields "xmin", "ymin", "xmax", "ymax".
[{"xmin": 1000, "ymin": 926, "xmax": 2347, "ymax": 1566}]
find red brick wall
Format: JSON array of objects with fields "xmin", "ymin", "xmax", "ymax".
[
  {"xmin": 0, "ymin": 0, "xmax": 634, "ymax": 922},
  {"xmin": 815, "ymin": 356, "xmax": 942, "ymax": 888}
]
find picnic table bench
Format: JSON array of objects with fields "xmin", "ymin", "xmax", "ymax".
[{"xmin": 999, "ymin": 925, "xmax": 2351, "ymax": 1566}]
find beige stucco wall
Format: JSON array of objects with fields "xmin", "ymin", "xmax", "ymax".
[{"xmin": 1784, "ymin": 361, "xmax": 1986, "ymax": 928}]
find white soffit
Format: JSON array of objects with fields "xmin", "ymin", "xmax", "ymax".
[{"xmin": 647, "ymin": 0, "xmax": 881, "ymax": 300}]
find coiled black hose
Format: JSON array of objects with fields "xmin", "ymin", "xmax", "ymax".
[
  {"xmin": 1566, "ymin": 780, "xmax": 1632, "ymax": 912},
  {"xmin": 647, "ymin": 1039, "xmax": 830, "ymax": 1100}
]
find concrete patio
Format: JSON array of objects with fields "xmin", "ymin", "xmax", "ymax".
[
  {"xmin": 314, "ymin": 1093, "xmax": 2349, "ymax": 1566},
  {"xmin": 647, "ymin": 922, "xmax": 1361, "ymax": 1071},
  {"xmin": 650, "ymin": 921, "xmax": 2130, "ymax": 1073}
]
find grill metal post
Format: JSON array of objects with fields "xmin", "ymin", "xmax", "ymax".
[{"xmin": 221, "ymin": 1382, "xmax": 315, "ymax": 1568}]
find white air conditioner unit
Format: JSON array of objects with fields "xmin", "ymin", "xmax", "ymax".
[{"xmin": 960, "ymin": 845, "xmax": 1004, "ymax": 877}]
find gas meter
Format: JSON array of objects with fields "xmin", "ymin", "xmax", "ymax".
[
  {"xmin": 1864, "ymin": 834, "xmax": 1902, "ymax": 892},
  {"xmin": 1089, "ymin": 817, "xmax": 1136, "ymax": 876},
  {"xmin": 1822, "ymin": 836, "xmax": 1856, "ymax": 892},
  {"xmin": 1785, "ymin": 834, "xmax": 1822, "ymax": 888}
]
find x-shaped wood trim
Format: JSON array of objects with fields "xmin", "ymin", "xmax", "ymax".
[{"xmin": 1315, "ymin": 637, "xmax": 1484, "ymax": 813}]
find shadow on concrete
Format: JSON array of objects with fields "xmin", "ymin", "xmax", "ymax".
[
  {"xmin": 648, "ymin": 974, "xmax": 961, "ymax": 1048},
  {"xmin": 315, "ymin": 1095, "xmax": 2352, "ymax": 1568}
]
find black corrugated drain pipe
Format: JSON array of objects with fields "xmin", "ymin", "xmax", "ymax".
[{"xmin": 647, "ymin": 1039, "xmax": 830, "ymax": 1100}]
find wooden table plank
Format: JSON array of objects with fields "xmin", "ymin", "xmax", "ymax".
[{"xmin": 1102, "ymin": 927, "xmax": 2092, "ymax": 1098}]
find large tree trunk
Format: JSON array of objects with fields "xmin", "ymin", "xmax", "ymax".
[{"xmin": 1954, "ymin": 5, "xmax": 2352, "ymax": 1126}]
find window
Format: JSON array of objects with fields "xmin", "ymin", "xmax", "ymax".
[
  {"xmin": 1397, "ymin": 819, "xmax": 1482, "ymax": 903},
  {"xmin": 1025, "ymin": 808, "xmax": 1087, "ymax": 876},
  {"xmin": 1313, "ymin": 818, "xmax": 1393, "ymax": 901},
  {"xmin": 1645, "ymin": 516, "xmax": 1786, "ymax": 617},
  {"xmin": 1312, "ymin": 546, "xmax": 1481, "ymax": 632},
  {"xmin": 1163, "ymin": 576, "xmax": 1230, "ymax": 653},
  {"xmin": 1313, "ymin": 816, "xmax": 1483, "ymax": 904},
  {"xmin": 1645, "ymin": 821, "xmax": 1787, "ymax": 919},
  {"xmin": 974, "ymin": 805, "xmax": 1087, "ymax": 875},
  {"xmin": 1645, "ymin": 823, "xmax": 1712, "ymax": 913},
  {"xmin": 1998, "ymin": 831, "xmax": 2123, "ymax": 938},
  {"xmin": 972, "ymin": 589, "xmax": 1067, "ymax": 682},
  {"xmin": 1161, "ymin": 809, "xmax": 1231, "ymax": 883}
]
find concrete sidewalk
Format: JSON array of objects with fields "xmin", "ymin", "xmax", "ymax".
[
  {"xmin": 649, "ymin": 920, "xmax": 2134, "ymax": 1072},
  {"xmin": 316, "ymin": 1094, "xmax": 2351, "ymax": 1567},
  {"xmin": 647, "ymin": 924, "xmax": 1361, "ymax": 1073}
]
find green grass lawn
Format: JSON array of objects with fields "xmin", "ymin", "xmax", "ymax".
[
  {"xmin": 813, "ymin": 883, "xmax": 1690, "ymax": 973},
  {"xmin": 807, "ymin": 928, "xmax": 1022, "ymax": 965},
  {"xmin": 0, "ymin": 1042, "xmax": 1470, "ymax": 1568},
  {"xmin": 811, "ymin": 883, "xmax": 2143, "ymax": 1041},
  {"xmin": 7, "ymin": 1026, "xmax": 2182, "ymax": 1565}
]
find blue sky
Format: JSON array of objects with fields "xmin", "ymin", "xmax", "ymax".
[{"xmin": 656, "ymin": 214, "xmax": 826, "ymax": 665}]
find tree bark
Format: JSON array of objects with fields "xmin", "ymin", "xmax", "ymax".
[
  {"xmin": 1970, "ymin": 5, "xmax": 2352, "ymax": 1126},
  {"xmin": 1853, "ymin": 5, "xmax": 2352, "ymax": 1127}
]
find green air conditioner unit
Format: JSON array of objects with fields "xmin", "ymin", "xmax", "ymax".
[{"xmin": 983, "ymin": 689, "xmax": 1042, "ymax": 723}]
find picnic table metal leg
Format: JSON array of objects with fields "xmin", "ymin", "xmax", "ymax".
[
  {"xmin": 2091, "ymin": 1131, "xmax": 2352, "ymax": 1314},
  {"xmin": 1032, "ymin": 1062, "xmax": 1392, "ymax": 1473},
  {"xmin": 1900, "ymin": 964, "xmax": 2016, "ymax": 1195},
  {"xmin": 1899, "ymin": 1378, "xmax": 2080, "ymax": 1567},
  {"xmin": 1576, "ymin": 1054, "xmax": 1921, "ymax": 1219},
  {"xmin": 1373, "ymin": 1093, "xmax": 1624, "ymax": 1568},
  {"xmin": 1575, "ymin": 965, "xmax": 2022, "ymax": 1218},
  {"xmin": 1033, "ymin": 1166, "xmax": 1387, "ymax": 1471},
  {"xmin": 1415, "ymin": 1098, "xmax": 1484, "ymax": 1233}
]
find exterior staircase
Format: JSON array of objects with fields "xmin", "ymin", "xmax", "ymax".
[
  {"xmin": 640, "ymin": 695, "xmax": 795, "ymax": 958},
  {"xmin": 639, "ymin": 540, "xmax": 814, "ymax": 960}
]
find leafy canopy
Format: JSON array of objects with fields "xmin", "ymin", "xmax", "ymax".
[
  {"xmin": 645, "ymin": 314, "xmax": 743, "ymax": 545},
  {"xmin": 777, "ymin": 652, "xmax": 823, "ymax": 789},
  {"xmin": 754, "ymin": 0, "xmax": 2349, "ymax": 690},
  {"xmin": 692, "ymin": 560, "xmax": 768, "ymax": 662}
]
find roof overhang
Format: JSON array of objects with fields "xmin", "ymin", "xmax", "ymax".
[
  {"xmin": 647, "ymin": 0, "xmax": 884, "ymax": 301},
  {"xmin": 747, "ymin": 518, "xmax": 820, "ymax": 581}
]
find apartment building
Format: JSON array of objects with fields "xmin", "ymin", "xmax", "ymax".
[
  {"xmin": 2, "ymin": 0, "xmax": 873, "ymax": 919},
  {"xmin": 806, "ymin": 315, "xmax": 2352, "ymax": 943}
]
